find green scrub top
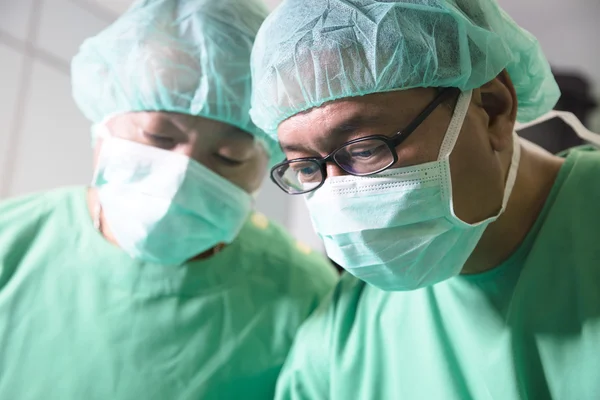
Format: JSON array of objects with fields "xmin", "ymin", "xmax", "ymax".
[
  {"xmin": 0, "ymin": 187, "xmax": 338, "ymax": 400},
  {"xmin": 275, "ymin": 147, "xmax": 600, "ymax": 400}
]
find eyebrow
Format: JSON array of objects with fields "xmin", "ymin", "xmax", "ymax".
[{"xmin": 280, "ymin": 113, "xmax": 383, "ymax": 153}]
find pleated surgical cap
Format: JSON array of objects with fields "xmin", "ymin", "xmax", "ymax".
[
  {"xmin": 72, "ymin": 0, "xmax": 283, "ymax": 165},
  {"xmin": 250, "ymin": 0, "xmax": 560, "ymax": 138}
]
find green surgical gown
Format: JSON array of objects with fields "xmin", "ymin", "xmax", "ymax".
[
  {"xmin": 0, "ymin": 187, "xmax": 338, "ymax": 400},
  {"xmin": 275, "ymin": 147, "xmax": 600, "ymax": 400}
]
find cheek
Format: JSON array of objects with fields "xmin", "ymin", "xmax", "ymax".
[
  {"xmin": 449, "ymin": 120, "xmax": 504, "ymax": 224},
  {"xmin": 223, "ymin": 155, "xmax": 268, "ymax": 194},
  {"xmin": 392, "ymin": 107, "xmax": 457, "ymax": 167}
]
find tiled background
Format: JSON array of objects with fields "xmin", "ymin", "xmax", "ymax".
[{"xmin": 0, "ymin": 0, "xmax": 599, "ymax": 251}]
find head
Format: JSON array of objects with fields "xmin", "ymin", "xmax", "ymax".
[
  {"xmin": 73, "ymin": 0, "xmax": 280, "ymax": 191},
  {"xmin": 71, "ymin": 0, "xmax": 276, "ymax": 264},
  {"xmin": 250, "ymin": 0, "xmax": 560, "ymax": 221},
  {"xmin": 279, "ymin": 75, "xmax": 517, "ymax": 223},
  {"xmin": 94, "ymin": 112, "xmax": 268, "ymax": 194},
  {"xmin": 250, "ymin": 0, "xmax": 559, "ymax": 147}
]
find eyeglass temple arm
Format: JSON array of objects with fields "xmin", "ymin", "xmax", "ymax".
[{"xmin": 391, "ymin": 87, "xmax": 460, "ymax": 146}]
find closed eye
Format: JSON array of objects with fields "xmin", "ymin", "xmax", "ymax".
[
  {"xmin": 143, "ymin": 132, "xmax": 177, "ymax": 149},
  {"xmin": 213, "ymin": 153, "xmax": 244, "ymax": 166}
]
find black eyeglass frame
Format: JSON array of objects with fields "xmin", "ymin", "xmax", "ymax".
[{"xmin": 271, "ymin": 87, "xmax": 460, "ymax": 195}]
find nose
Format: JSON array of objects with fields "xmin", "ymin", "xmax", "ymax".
[
  {"xmin": 173, "ymin": 143, "xmax": 194, "ymax": 158},
  {"xmin": 325, "ymin": 162, "xmax": 348, "ymax": 178},
  {"xmin": 172, "ymin": 141, "xmax": 204, "ymax": 164}
]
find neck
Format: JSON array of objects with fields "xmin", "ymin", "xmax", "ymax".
[
  {"xmin": 86, "ymin": 188, "xmax": 223, "ymax": 261},
  {"xmin": 461, "ymin": 139, "xmax": 564, "ymax": 274}
]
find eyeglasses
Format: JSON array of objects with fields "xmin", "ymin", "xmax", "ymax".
[{"xmin": 271, "ymin": 87, "xmax": 460, "ymax": 195}]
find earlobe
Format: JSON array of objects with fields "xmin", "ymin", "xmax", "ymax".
[{"xmin": 480, "ymin": 71, "xmax": 518, "ymax": 152}]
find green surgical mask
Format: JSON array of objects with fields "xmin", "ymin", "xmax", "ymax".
[
  {"xmin": 92, "ymin": 135, "xmax": 252, "ymax": 265},
  {"xmin": 305, "ymin": 91, "xmax": 521, "ymax": 291}
]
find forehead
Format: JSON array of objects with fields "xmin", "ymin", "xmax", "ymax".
[
  {"xmin": 112, "ymin": 111, "xmax": 255, "ymax": 142},
  {"xmin": 277, "ymin": 88, "xmax": 437, "ymax": 147}
]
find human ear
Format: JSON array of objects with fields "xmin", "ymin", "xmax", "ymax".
[{"xmin": 479, "ymin": 70, "xmax": 518, "ymax": 152}]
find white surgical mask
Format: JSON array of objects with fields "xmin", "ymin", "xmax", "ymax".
[
  {"xmin": 92, "ymin": 135, "xmax": 252, "ymax": 265},
  {"xmin": 305, "ymin": 90, "xmax": 521, "ymax": 291}
]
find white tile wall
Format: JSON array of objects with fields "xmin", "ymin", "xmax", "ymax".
[
  {"xmin": 35, "ymin": 0, "xmax": 111, "ymax": 62},
  {"xmin": 254, "ymin": 176, "xmax": 291, "ymax": 228},
  {"xmin": 0, "ymin": 0, "xmax": 35, "ymax": 41},
  {"xmin": 7, "ymin": 60, "xmax": 93, "ymax": 196},
  {"xmin": 89, "ymin": 0, "xmax": 132, "ymax": 15},
  {"xmin": 0, "ymin": 45, "xmax": 25, "ymax": 187}
]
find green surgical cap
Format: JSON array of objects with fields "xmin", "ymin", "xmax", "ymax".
[
  {"xmin": 72, "ymin": 0, "xmax": 283, "ymax": 165},
  {"xmin": 250, "ymin": 0, "xmax": 560, "ymax": 137}
]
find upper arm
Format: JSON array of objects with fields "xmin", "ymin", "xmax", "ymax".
[
  {"xmin": 255, "ymin": 215, "xmax": 339, "ymax": 303},
  {"xmin": 0, "ymin": 192, "xmax": 50, "ymax": 288},
  {"xmin": 275, "ymin": 297, "xmax": 333, "ymax": 400}
]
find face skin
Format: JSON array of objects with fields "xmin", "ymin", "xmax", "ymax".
[
  {"xmin": 88, "ymin": 111, "xmax": 268, "ymax": 256},
  {"xmin": 97, "ymin": 112, "xmax": 268, "ymax": 192},
  {"xmin": 278, "ymin": 72, "xmax": 565, "ymax": 274}
]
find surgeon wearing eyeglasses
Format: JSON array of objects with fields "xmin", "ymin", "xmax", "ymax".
[{"xmin": 249, "ymin": 0, "xmax": 600, "ymax": 398}]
